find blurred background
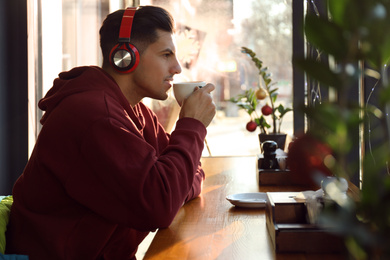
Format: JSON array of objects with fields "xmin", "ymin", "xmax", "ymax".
[{"xmin": 27, "ymin": 0, "xmax": 293, "ymax": 157}]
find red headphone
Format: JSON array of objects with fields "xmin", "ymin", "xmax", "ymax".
[{"xmin": 109, "ymin": 7, "xmax": 140, "ymax": 73}]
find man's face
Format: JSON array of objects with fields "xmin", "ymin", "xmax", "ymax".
[{"xmin": 131, "ymin": 29, "xmax": 182, "ymax": 101}]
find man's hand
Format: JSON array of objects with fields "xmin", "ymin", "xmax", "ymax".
[{"xmin": 179, "ymin": 83, "xmax": 216, "ymax": 127}]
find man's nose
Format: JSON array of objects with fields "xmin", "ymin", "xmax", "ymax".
[{"xmin": 171, "ymin": 58, "xmax": 182, "ymax": 75}]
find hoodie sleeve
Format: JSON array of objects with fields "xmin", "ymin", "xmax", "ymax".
[
  {"xmin": 140, "ymin": 103, "xmax": 205, "ymax": 204},
  {"xmin": 147, "ymin": 108, "xmax": 205, "ymax": 204},
  {"xmin": 65, "ymin": 115, "xmax": 206, "ymax": 231},
  {"xmin": 184, "ymin": 164, "xmax": 205, "ymax": 203}
]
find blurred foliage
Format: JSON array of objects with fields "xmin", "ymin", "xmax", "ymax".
[{"xmin": 294, "ymin": 0, "xmax": 390, "ymax": 258}]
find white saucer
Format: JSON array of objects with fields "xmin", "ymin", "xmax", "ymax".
[{"xmin": 226, "ymin": 192, "xmax": 267, "ymax": 208}]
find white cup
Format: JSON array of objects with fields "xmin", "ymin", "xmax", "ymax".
[{"xmin": 173, "ymin": 81, "xmax": 206, "ymax": 106}]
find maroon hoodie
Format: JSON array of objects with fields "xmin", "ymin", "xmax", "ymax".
[{"xmin": 6, "ymin": 66, "xmax": 206, "ymax": 259}]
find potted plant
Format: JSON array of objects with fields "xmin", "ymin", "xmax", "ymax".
[{"xmin": 229, "ymin": 47, "xmax": 292, "ymax": 151}]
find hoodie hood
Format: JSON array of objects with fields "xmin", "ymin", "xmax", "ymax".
[{"xmin": 38, "ymin": 66, "xmax": 128, "ymax": 125}]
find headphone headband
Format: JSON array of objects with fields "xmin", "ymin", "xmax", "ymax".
[{"xmin": 118, "ymin": 7, "xmax": 136, "ymax": 42}]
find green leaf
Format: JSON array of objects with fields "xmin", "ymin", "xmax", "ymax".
[
  {"xmin": 277, "ymin": 104, "xmax": 292, "ymax": 118},
  {"xmin": 328, "ymin": 0, "xmax": 349, "ymax": 26},
  {"xmin": 304, "ymin": 103, "xmax": 364, "ymax": 155},
  {"xmin": 264, "ymin": 78, "xmax": 271, "ymax": 86},
  {"xmin": 255, "ymin": 116, "xmax": 270, "ymax": 129},
  {"xmin": 379, "ymin": 84, "xmax": 390, "ymax": 107},
  {"xmin": 365, "ymin": 31, "xmax": 390, "ymax": 69},
  {"xmin": 237, "ymin": 103, "xmax": 253, "ymax": 114},
  {"xmin": 305, "ymin": 14, "xmax": 349, "ymax": 60},
  {"xmin": 294, "ymin": 58, "xmax": 342, "ymax": 89},
  {"xmin": 329, "ymin": 0, "xmax": 362, "ymax": 29}
]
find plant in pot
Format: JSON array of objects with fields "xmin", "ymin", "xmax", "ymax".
[{"xmin": 229, "ymin": 47, "xmax": 292, "ymax": 152}]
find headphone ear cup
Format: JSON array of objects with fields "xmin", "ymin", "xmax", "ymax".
[{"xmin": 109, "ymin": 43, "xmax": 140, "ymax": 73}]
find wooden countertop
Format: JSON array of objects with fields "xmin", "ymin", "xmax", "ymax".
[{"xmin": 142, "ymin": 156, "xmax": 346, "ymax": 260}]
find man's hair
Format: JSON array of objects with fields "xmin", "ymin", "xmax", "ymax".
[{"xmin": 100, "ymin": 6, "xmax": 175, "ymax": 69}]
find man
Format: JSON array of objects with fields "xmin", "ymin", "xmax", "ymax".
[{"xmin": 6, "ymin": 6, "xmax": 215, "ymax": 259}]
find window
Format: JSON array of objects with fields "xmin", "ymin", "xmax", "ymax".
[
  {"xmin": 142, "ymin": 0, "xmax": 293, "ymax": 156},
  {"xmin": 28, "ymin": 0, "xmax": 112, "ymax": 155},
  {"xmin": 28, "ymin": 0, "xmax": 293, "ymax": 157}
]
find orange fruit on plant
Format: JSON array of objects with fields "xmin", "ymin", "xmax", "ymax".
[{"xmin": 255, "ymin": 88, "xmax": 267, "ymax": 100}]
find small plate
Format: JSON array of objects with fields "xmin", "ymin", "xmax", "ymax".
[{"xmin": 226, "ymin": 192, "xmax": 267, "ymax": 208}]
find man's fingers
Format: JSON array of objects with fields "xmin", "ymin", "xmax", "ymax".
[{"xmin": 199, "ymin": 83, "xmax": 215, "ymax": 93}]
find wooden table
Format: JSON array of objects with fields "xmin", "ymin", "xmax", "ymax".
[{"xmin": 142, "ymin": 156, "xmax": 346, "ymax": 260}]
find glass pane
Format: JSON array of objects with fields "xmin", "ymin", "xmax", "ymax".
[
  {"xmin": 28, "ymin": 0, "xmax": 110, "ymax": 155},
  {"xmin": 143, "ymin": 0, "xmax": 293, "ymax": 156},
  {"xmin": 62, "ymin": 0, "xmax": 110, "ymax": 70}
]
